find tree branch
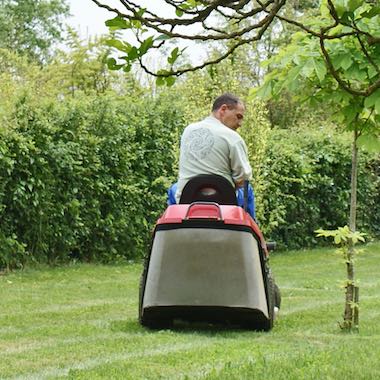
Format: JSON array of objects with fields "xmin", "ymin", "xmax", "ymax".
[
  {"xmin": 355, "ymin": 29, "xmax": 380, "ymax": 75},
  {"xmin": 91, "ymin": 0, "xmax": 282, "ymax": 41},
  {"xmin": 120, "ymin": 0, "xmax": 245, "ymax": 26},
  {"xmin": 261, "ymin": 5, "xmax": 356, "ymax": 39},
  {"xmin": 320, "ymin": 34, "xmax": 380, "ymax": 97},
  {"xmin": 138, "ymin": 0, "xmax": 284, "ymax": 77}
]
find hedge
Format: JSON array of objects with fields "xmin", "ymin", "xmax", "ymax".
[
  {"xmin": 0, "ymin": 93, "xmax": 182, "ymax": 269},
  {"xmin": 258, "ymin": 128, "xmax": 380, "ymax": 249},
  {"xmin": 0, "ymin": 95, "xmax": 379, "ymax": 268}
]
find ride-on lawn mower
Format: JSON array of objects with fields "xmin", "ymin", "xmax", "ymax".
[{"xmin": 139, "ymin": 175, "xmax": 280, "ymax": 330}]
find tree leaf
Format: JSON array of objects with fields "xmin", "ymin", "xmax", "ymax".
[
  {"xmin": 376, "ymin": 96, "xmax": 380, "ymax": 114},
  {"xmin": 106, "ymin": 57, "xmax": 123, "ymax": 70},
  {"xmin": 368, "ymin": 66, "xmax": 378, "ymax": 79},
  {"xmin": 105, "ymin": 16, "xmax": 129, "ymax": 30},
  {"xmin": 357, "ymin": 134, "xmax": 380, "ymax": 152},
  {"xmin": 106, "ymin": 39, "xmax": 131, "ymax": 53},
  {"xmin": 340, "ymin": 55, "xmax": 353, "ymax": 71},
  {"xmin": 312, "ymin": 58, "xmax": 327, "ymax": 82},
  {"xmin": 175, "ymin": 9, "xmax": 184, "ymax": 17},
  {"xmin": 139, "ymin": 36, "xmax": 154, "ymax": 55},
  {"xmin": 167, "ymin": 47, "xmax": 180, "ymax": 65},
  {"xmin": 347, "ymin": 0, "xmax": 361, "ymax": 13},
  {"xmin": 123, "ymin": 63, "xmax": 132, "ymax": 72},
  {"xmin": 187, "ymin": 0, "xmax": 201, "ymax": 7},
  {"xmin": 333, "ymin": 0, "xmax": 347, "ymax": 17},
  {"xmin": 361, "ymin": 6, "xmax": 380, "ymax": 18},
  {"xmin": 166, "ymin": 76, "xmax": 176, "ymax": 86},
  {"xmin": 256, "ymin": 80, "xmax": 272, "ymax": 100},
  {"xmin": 342, "ymin": 104, "xmax": 359, "ymax": 124},
  {"xmin": 136, "ymin": 8, "xmax": 146, "ymax": 17},
  {"xmin": 131, "ymin": 20, "xmax": 142, "ymax": 28},
  {"xmin": 156, "ymin": 76, "xmax": 166, "ymax": 86},
  {"xmin": 364, "ymin": 90, "xmax": 379, "ymax": 108},
  {"xmin": 301, "ymin": 58, "xmax": 315, "ymax": 78},
  {"xmin": 128, "ymin": 47, "xmax": 139, "ymax": 60},
  {"xmin": 331, "ymin": 54, "xmax": 346, "ymax": 70},
  {"xmin": 156, "ymin": 34, "xmax": 170, "ymax": 41},
  {"xmin": 287, "ymin": 66, "xmax": 303, "ymax": 83}
]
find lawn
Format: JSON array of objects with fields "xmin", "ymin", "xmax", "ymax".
[{"xmin": 1, "ymin": 242, "xmax": 379, "ymax": 379}]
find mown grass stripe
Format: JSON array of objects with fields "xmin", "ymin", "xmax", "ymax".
[
  {"xmin": 1, "ymin": 331, "xmax": 143, "ymax": 356},
  {"xmin": 11, "ymin": 341, "xmax": 212, "ymax": 380}
]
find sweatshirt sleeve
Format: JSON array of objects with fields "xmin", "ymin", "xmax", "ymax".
[{"xmin": 230, "ymin": 139, "xmax": 252, "ymax": 184}]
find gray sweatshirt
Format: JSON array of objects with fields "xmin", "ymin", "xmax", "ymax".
[{"xmin": 175, "ymin": 115, "xmax": 252, "ymax": 203}]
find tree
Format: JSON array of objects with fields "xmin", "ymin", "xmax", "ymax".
[
  {"xmin": 45, "ymin": 31, "xmax": 119, "ymax": 97},
  {"xmin": 0, "ymin": 0, "xmax": 69, "ymax": 62},
  {"xmin": 256, "ymin": 0, "xmax": 380, "ymax": 330}
]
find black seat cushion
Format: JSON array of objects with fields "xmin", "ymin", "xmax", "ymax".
[{"xmin": 179, "ymin": 174, "xmax": 237, "ymax": 205}]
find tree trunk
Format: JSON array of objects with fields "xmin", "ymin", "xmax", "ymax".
[
  {"xmin": 349, "ymin": 129, "xmax": 358, "ymax": 233},
  {"xmin": 343, "ymin": 128, "xmax": 359, "ymax": 330}
]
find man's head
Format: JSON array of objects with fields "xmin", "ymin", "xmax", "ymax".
[{"xmin": 212, "ymin": 93, "xmax": 245, "ymax": 131}]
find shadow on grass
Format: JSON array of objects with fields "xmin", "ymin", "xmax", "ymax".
[
  {"xmin": 109, "ymin": 318, "xmax": 268, "ymax": 338},
  {"xmin": 109, "ymin": 319, "xmax": 142, "ymax": 333},
  {"xmin": 172, "ymin": 320, "xmax": 265, "ymax": 335}
]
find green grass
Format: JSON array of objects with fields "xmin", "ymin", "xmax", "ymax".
[{"xmin": 1, "ymin": 242, "xmax": 380, "ymax": 379}]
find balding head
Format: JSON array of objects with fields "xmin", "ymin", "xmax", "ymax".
[{"xmin": 212, "ymin": 93, "xmax": 245, "ymax": 131}]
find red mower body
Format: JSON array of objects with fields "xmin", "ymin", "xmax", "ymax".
[
  {"xmin": 157, "ymin": 203, "xmax": 269, "ymax": 256},
  {"xmin": 139, "ymin": 200, "xmax": 275, "ymax": 330}
]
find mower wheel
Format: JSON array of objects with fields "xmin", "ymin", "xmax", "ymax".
[
  {"xmin": 274, "ymin": 283, "xmax": 281, "ymax": 309},
  {"xmin": 138, "ymin": 254, "xmax": 150, "ymax": 325},
  {"xmin": 262, "ymin": 273, "xmax": 275, "ymax": 331}
]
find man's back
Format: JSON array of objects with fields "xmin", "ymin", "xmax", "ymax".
[{"xmin": 175, "ymin": 115, "xmax": 251, "ymax": 203}]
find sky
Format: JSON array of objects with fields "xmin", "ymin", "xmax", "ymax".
[
  {"xmin": 67, "ymin": 0, "xmax": 114, "ymax": 38},
  {"xmin": 67, "ymin": 0, "xmax": 205, "ymax": 64},
  {"xmin": 67, "ymin": 0, "xmax": 179, "ymax": 38}
]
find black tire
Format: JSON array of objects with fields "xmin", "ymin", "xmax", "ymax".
[
  {"xmin": 274, "ymin": 283, "xmax": 281, "ymax": 309},
  {"xmin": 262, "ymin": 273, "xmax": 275, "ymax": 331},
  {"xmin": 138, "ymin": 255, "xmax": 150, "ymax": 325}
]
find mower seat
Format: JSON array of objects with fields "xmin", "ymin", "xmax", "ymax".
[{"xmin": 179, "ymin": 174, "xmax": 237, "ymax": 205}]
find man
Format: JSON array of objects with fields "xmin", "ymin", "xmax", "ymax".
[{"xmin": 171, "ymin": 93, "xmax": 256, "ymax": 218}]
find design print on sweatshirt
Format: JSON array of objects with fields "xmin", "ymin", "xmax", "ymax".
[{"xmin": 183, "ymin": 128, "xmax": 215, "ymax": 160}]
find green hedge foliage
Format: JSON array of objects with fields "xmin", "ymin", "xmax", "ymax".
[
  {"xmin": 0, "ymin": 94, "xmax": 379, "ymax": 269},
  {"xmin": 0, "ymin": 93, "xmax": 182, "ymax": 269},
  {"xmin": 258, "ymin": 129, "xmax": 380, "ymax": 249}
]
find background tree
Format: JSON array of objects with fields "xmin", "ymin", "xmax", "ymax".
[
  {"xmin": 0, "ymin": 0, "xmax": 69, "ymax": 62},
  {"xmin": 44, "ymin": 31, "xmax": 119, "ymax": 97}
]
